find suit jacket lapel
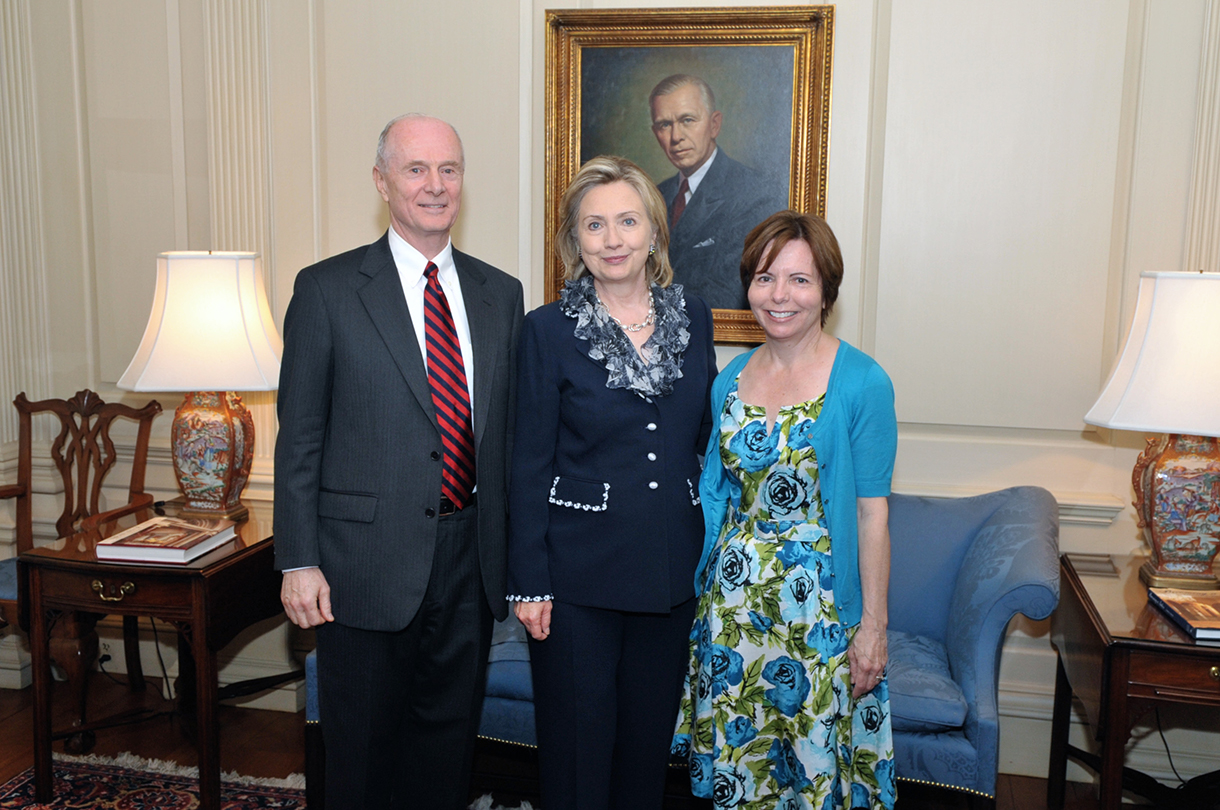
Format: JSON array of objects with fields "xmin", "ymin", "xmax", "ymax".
[
  {"xmin": 454, "ymin": 249, "xmax": 495, "ymax": 449},
  {"xmin": 679, "ymin": 158, "xmax": 728, "ymax": 239},
  {"xmin": 357, "ymin": 234, "xmax": 437, "ymax": 426}
]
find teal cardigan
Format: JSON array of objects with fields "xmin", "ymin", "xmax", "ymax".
[{"xmin": 694, "ymin": 340, "xmax": 897, "ymax": 627}]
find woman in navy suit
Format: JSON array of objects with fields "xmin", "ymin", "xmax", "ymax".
[{"xmin": 509, "ymin": 155, "xmax": 717, "ymax": 809}]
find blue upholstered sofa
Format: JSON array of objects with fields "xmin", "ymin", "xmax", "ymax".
[
  {"xmin": 304, "ymin": 486, "xmax": 1059, "ymax": 808},
  {"xmin": 885, "ymin": 486, "xmax": 1060, "ymax": 807}
]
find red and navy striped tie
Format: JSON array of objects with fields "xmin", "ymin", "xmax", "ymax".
[{"xmin": 423, "ymin": 262, "xmax": 475, "ymax": 508}]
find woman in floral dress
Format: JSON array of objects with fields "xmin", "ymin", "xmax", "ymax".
[{"xmin": 674, "ymin": 210, "xmax": 898, "ymax": 809}]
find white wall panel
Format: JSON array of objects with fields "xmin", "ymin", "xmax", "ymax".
[
  {"xmin": 875, "ymin": 1, "xmax": 1129, "ymax": 431},
  {"xmin": 81, "ymin": 0, "xmax": 206, "ymax": 384},
  {"xmin": 0, "ymin": 0, "xmax": 52, "ymax": 440},
  {"xmin": 316, "ymin": 0, "xmax": 520, "ymax": 275},
  {"xmin": 1118, "ymin": 1, "xmax": 1205, "ymax": 349}
]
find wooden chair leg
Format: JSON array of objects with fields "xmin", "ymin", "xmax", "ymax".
[{"xmin": 122, "ymin": 615, "xmax": 144, "ymax": 690}]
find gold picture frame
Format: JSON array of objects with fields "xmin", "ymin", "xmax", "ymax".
[{"xmin": 544, "ymin": 6, "xmax": 834, "ymax": 345}]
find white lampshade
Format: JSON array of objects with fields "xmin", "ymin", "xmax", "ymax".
[
  {"xmin": 118, "ymin": 251, "xmax": 282, "ymax": 392},
  {"xmin": 1084, "ymin": 271, "xmax": 1220, "ymax": 437}
]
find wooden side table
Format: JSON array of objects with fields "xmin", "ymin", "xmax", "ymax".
[
  {"xmin": 1048, "ymin": 553, "xmax": 1220, "ymax": 810},
  {"xmin": 18, "ymin": 502, "xmax": 286, "ymax": 810}
]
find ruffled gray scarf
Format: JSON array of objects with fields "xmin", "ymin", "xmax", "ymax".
[{"xmin": 559, "ymin": 275, "xmax": 692, "ymax": 399}]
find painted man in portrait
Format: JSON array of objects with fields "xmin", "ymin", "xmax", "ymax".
[{"xmin": 649, "ymin": 74, "xmax": 788, "ymax": 310}]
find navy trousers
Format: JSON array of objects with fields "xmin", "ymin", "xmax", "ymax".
[{"xmin": 529, "ymin": 596, "xmax": 697, "ymax": 810}]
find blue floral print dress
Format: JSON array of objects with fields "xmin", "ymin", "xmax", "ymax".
[{"xmin": 673, "ymin": 380, "xmax": 896, "ymax": 810}]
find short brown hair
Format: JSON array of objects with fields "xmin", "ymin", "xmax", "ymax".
[
  {"xmin": 740, "ymin": 210, "xmax": 843, "ymax": 326},
  {"xmin": 557, "ymin": 155, "xmax": 674, "ymax": 287}
]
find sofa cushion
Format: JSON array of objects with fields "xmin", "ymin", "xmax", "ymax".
[
  {"xmin": 480, "ymin": 615, "xmax": 536, "ymax": 745},
  {"xmin": 304, "ymin": 648, "xmax": 320, "ymax": 723},
  {"xmin": 486, "ymin": 614, "xmax": 532, "ymax": 702},
  {"xmin": 887, "ymin": 630, "xmax": 968, "ymax": 732},
  {"xmin": 488, "ymin": 612, "xmax": 530, "ymax": 663},
  {"xmin": 0, "ymin": 557, "xmax": 16, "ymax": 602}
]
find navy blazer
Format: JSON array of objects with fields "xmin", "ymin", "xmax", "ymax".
[{"xmin": 507, "ymin": 291, "xmax": 717, "ymax": 613}]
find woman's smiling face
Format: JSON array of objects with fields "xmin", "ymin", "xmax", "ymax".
[
  {"xmin": 747, "ymin": 238, "xmax": 824, "ymax": 342},
  {"xmin": 576, "ymin": 180, "xmax": 656, "ymax": 287}
]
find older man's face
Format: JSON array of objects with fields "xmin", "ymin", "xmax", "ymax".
[
  {"xmin": 650, "ymin": 84, "xmax": 722, "ymax": 175},
  {"xmin": 373, "ymin": 117, "xmax": 464, "ymax": 254}
]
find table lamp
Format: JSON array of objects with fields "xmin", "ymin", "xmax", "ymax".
[
  {"xmin": 118, "ymin": 251, "xmax": 282, "ymax": 519},
  {"xmin": 1084, "ymin": 271, "xmax": 1220, "ymax": 589}
]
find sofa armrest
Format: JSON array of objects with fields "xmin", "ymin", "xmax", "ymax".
[{"xmin": 946, "ymin": 485, "xmax": 1059, "ymax": 710}]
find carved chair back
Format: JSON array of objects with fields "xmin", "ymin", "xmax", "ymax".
[{"xmin": 5, "ymin": 390, "xmax": 162, "ymax": 554}]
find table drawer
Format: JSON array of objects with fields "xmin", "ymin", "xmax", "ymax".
[
  {"xmin": 37, "ymin": 568, "xmax": 187, "ymax": 615},
  {"xmin": 1129, "ymin": 651, "xmax": 1220, "ymax": 702}
]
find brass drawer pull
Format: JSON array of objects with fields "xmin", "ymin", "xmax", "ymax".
[
  {"xmin": 1212, "ymin": 666, "xmax": 1220, "ymax": 682},
  {"xmin": 92, "ymin": 580, "xmax": 136, "ymax": 602}
]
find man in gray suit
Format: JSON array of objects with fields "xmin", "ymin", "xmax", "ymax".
[
  {"xmin": 275, "ymin": 114, "xmax": 524, "ymax": 810},
  {"xmin": 650, "ymin": 74, "xmax": 788, "ymax": 310}
]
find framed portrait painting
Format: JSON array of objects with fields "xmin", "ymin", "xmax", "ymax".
[{"xmin": 545, "ymin": 6, "xmax": 834, "ymax": 344}]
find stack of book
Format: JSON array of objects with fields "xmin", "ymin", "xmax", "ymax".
[
  {"xmin": 95, "ymin": 516, "xmax": 237, "ymax": 565},
  {"xmin": 1147, "ymin": 587, "xmax": 1220, "ymax": 644}
]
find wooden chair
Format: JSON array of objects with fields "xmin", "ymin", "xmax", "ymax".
[{"xmin": 0, "ymin": 390, "xmax": 161, "ymax": 746}]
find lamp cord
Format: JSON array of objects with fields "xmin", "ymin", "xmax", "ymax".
[
  {"xmin": 1154, "ymin": 707, "xmax": 1186, "ymax": 785},
  {"xmin": 149, "ymin": 616, "xmax": 174, "ymax": 700}
]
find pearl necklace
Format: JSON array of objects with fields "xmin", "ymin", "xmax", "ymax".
[{"xmin": 601, "ymin": 287, "xmax": 655, "ymax": 333}]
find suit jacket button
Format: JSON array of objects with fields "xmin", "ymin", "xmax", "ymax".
[
  {"xmin": 431, "ymin": 451, "xmax": 440, "ymax": 460},
  {"xmin": 425, "ymin": 507, "xmax": 436, "ymax": 518},
  {"xmin": 648, "ymin": 481, "xmax": 658, "ymax": 489},
  {"xmin": 646, "ymin": 422, "xmax": 657, "ymax": 431}
]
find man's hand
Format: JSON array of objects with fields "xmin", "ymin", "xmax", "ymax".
[
  {"xmin": 281, "ymin": 567, "xmax": 335, "ymax": 628},
  {"xmin": 515, "ymin": 600, "xmax": 552, "ymax": 641}
]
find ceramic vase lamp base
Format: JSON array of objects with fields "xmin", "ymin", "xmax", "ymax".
[
  {"xmin": 1134, "ymin": 433, "xmax": 1220, "ymax": 590},
  {"xmin": 170, "ymin": 391, "xmax": 254, "ymax": 521}
]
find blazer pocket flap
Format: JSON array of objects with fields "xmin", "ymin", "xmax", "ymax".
[
  {"xmin": 548, "ymin": 475, "xmax": 610, "ymax": 512},
  {"xmin": 317, "ymin": 490, "xmax": 378, "ymax": 523}
]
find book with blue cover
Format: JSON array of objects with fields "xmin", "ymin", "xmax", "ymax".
[{"xmin": 1148, "ymin": 587, "xmax": 1220, "ymax": 642}]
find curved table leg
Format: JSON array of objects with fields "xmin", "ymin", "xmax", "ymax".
[
  {"xmin": 1047, "ymin": 654, "xmax": 1072, "ymax": 810},
  {"xmin": 49, "ymin": 610, "xmax": 101, "ymax": 754}
]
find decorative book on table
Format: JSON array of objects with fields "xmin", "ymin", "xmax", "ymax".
[
  {"xmin": 95, "ymin": 516, "xmax": 237, "ymax": 564},
  {"xmin": 1148, "ymin": 587, "xmax": 1220, "ymax": 642}
]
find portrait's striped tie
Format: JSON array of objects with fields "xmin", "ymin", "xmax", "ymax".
[{"xmin": 423, "ymin": 262, "xmax": 475, "ymax": 508}]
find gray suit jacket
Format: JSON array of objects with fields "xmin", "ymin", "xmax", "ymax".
[
  {"xmin": 273, "ymin": 233, "xmax": 524, "ymax": 630},
  {"xmin": 659, "ymin": 150, "xmax": 788, "ymax": 310}
]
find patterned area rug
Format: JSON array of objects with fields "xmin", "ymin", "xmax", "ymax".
[{"xmin": 0, "ymin": 752, "xmax": 305, "ymax": 809}]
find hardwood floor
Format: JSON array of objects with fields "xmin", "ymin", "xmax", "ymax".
[
  {"xmin": 0, "ymin": 674, "xmax": 1105, "ymax": 809},
  {"xmin": 0, "ymin": 669, "xmax": 305, "ymax": 783}
]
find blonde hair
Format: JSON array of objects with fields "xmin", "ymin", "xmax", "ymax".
[{"xmin": 557, "ymin": 155, "xmax": 674, "ymax": 287}]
